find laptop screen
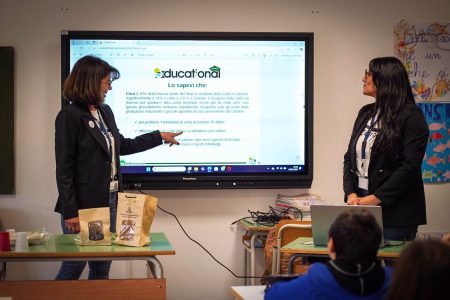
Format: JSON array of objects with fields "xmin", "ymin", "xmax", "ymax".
[{"xmin": 310, "ymin": 204, "xmax": 384, "ymax": 248}]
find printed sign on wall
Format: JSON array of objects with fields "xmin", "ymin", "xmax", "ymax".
[
  {"xmin": 395, "ymin": 20, "xmax": 450, "ymax": 183},
  {"xmin": 394, "ymin": 20, "xmax": 450, "ymax": 102}
]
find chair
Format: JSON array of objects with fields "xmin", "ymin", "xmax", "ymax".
[{"xmin": 269, "ymin": 219, "xmax": 312, "ymax": 275}]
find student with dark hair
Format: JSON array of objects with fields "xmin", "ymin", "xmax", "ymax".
[
  {"xmin": 264, "ymin": 209, "xmax": 392, "ymax": 300},
  {"xmin": 54, "ymin": 55, "xmax": 182, "ymax": 280},
  {"xmin": 384, "ymin": 240, "xmax": 450, "ymax": 300},
  {"xmin": 343, "ymin": 57, "xmax": 428, "ymax": 242}
]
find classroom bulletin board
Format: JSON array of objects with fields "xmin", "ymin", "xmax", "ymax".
[{"xmin": 394, "ymin": 20, "xmax": 450, "ymax": 183}]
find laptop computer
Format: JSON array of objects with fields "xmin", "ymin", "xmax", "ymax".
[{"xmin": 310, "ymin": 204, "xmax": 384, "ymax": 248}]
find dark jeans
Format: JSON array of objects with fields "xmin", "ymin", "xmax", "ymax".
[
  {"xmin": 384, "ymin": 226, "xmax": 418, "ymax": 242},
  {"xmin": 383, "ymin": 226, "xmax": 417, "ymax": 267},
  {"xmin": 55, "ymin": 192, "xmax": 117, "ymax": 280},
  {"xmin": 357, "ymin": 188, "xmax": 418, "ymax": 241},
  {"xmin": 356, "ymin": 187, "xmax": 417, "ymax": 266}
]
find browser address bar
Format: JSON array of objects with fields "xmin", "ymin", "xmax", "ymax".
[{"xmin": 152, "ymin": 166, "xmax": 186, "ymax": 172}]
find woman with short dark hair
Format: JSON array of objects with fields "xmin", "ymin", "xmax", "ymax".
[{"xmin": 54, "ymin": 55, "xmax": 182, "ymax": 280}]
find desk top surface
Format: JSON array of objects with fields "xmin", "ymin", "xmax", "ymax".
[
  {"xmin": 237, "ymin": 219, "xmax": 274, "ymax": 232},
  {"xmin": 230, "ymin": 285, "xmax": 265, "ymax": 300},
  {"xmin": 281, "ymin": 237, "xmax": 406, "ymax": 258},
  {"xmin": 0, "ymin": 232, "xmax": 175, "ymax": 260}
]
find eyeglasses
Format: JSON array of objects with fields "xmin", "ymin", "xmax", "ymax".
[
  {"xmin": 365, "ymin": 69, "xmax": 373, "ymax": 77},
  {"xmin": 102, "ymin": 79, "xmax": 112, "ymax": 86}
]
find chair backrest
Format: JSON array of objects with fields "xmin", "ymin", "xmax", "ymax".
[
  {"xmin": 262, "ymin": 219, "xmax": 312, "ymax": 282},
  {"xmin": 276, "ymin": 219, "xmax": 312, "ymax": 247},
  {"xmin": 271, "ymin": 220, "xmax": 312, "ymax": 275}
]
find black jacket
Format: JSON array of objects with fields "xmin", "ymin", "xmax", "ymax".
[
  {"xmin": 343, "ymin": 103, "xmax": 429, "ymax": 228},
  {"xmin": 54, "ymin": 103, "xmax": 162, "ymax": 219}
]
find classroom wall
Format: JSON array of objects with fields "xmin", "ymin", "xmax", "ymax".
[{"xmin": 0, "ymin": 0, "xmax": 449, "ymax": 299}]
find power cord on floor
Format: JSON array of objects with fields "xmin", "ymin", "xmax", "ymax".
[{"xmin": 138, "ymin": 190, "xmax": 262, "ymax": 280}]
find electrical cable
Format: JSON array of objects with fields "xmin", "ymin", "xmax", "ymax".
[
  {"xmin": 231, "ymin": 206, "xmax": 303, "ymax": 227},
  {"xmin": 384, "ymin": 240, "xmax": 406, "ymax": 247},
  {"xmin": 230, "ymin": 217, "xmax": 253, "ymax": 225},
  {"xmin": 138, "ymin": 190, "xmax": 262, "ymax": 279}
]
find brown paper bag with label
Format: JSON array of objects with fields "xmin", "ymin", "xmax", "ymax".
[
  {"xmin": 115, "ymin": 192, "xmax": 158, "ymax": 247},
  {"xmin": 79, "ymin": 207, "xmax": 111, "ymax": 245}
]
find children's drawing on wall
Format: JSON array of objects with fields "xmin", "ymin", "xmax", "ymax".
[
  {"xmin": 417, "ymin": 103, "xmax": 450, "ymax": 183},
  {"xmin": 394, "ymin": 19, "xmax": 450, "ymax": 102},
  {"xmin": 394, "ymin": 20, "xmax": 450, "ymax": 183}
]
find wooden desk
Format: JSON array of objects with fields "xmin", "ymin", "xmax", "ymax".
[
  {"xmin": 281, "ymin": 237, "xmax": 406, "ymax": 259},
  {"xmin": 0, "ymin": 232, "xmax": 175, "ymax": 300},
  {"xmin": 237, "ymin": 219, "xmax": 273, "ymax": 285},
  {"xmin": 0, "ymin": 279, "xmax": 166, "ymax": 300},
  {"xmin": 231, "ymin": 285, "xmax": 266, "ymax": 300}
]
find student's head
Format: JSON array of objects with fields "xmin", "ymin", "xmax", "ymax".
[
  {"xmin": 384, "ymin": 240, "xmax": 450, "ymax": 300},
  {"xmin": 63, "ymin": 55, "xmax": 120, "ymax": 107},
  {"xmin": 328, "ymin": 209, "xmax": 382, "ymax": 264}
]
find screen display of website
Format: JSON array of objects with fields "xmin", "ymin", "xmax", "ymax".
[{"xmin": 69, "ymin": 39, "xmax": 307, "ymax": 175}]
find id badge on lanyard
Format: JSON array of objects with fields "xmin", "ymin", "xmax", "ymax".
[
  {"xmin": 358, "ymin": 177, "xmax": 369, "ymax": 190},
  {"xmin": 110, "ymin": 180, "xmax": 118, "ymax": 192},
  {"xmin": 98, "ymin": 112, "xmax": 117, "ymax": 193},
  {"xmin": 359, "ymin": 115, "xmax": 376, "ymax": 191}
]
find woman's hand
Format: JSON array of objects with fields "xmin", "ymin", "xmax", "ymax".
[
  {"xmin": 161, "ymin": 131, "xmax": 183, "ymax": 147},
  {"xmin": 64, "ymin": 217, "xmax": 80, "ymax": 233},
  {"xmin": 358, "ymin": 194, "xmax": 382, "ymax": 206},
  {"xmin": 347, "ymin": 193, "xmax": 359, "ymax": 205}
]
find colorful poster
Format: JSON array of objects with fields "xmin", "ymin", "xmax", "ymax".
[
  {"xmin": 394, "ymin": 20, "xmax": 450, "ymax": 102},
  {"xmin": 417, "ymin": 103, "xmax": 450, "ymax": 183},
  {"xmin": 395, "ymin": 20, "xmax": 450, "ymax": 183}
]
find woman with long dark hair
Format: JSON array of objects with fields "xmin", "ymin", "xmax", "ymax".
[{"xmin": 343, "ymin": 56, "xmax": 428, "ymax": 242}]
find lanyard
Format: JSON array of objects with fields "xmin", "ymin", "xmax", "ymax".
[
  {"xmin": 97, "ymin": 111, "xmax": 113, "ymax": 159},
  {"xmin": 361, "ymin": 115, "xmax": 377, "ymax": 160},
  {"xmin": 97, "ymin": 112, "xmax": 117, "ymax": 180}
]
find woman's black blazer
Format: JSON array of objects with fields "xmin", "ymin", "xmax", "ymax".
[
  {"xmin": 54, "ymin": 103, "xmax": 162, "ymax": 219},
  {"xmin": 343, "ymin": 103, "xmax": 429, "ymax": 228}
]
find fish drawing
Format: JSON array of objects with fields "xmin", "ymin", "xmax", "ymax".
[
  {"xmin": 429, "ymin": 132, "xmax": 444, "ymax": 142},
  {"xmin": 443, "ymin": 170, "xmax": 450, "ymax": 181},
  {"xmin": 422, "ymin": 170, "xmax": 436, "ymax": 180},
  {"xmin": 428, "ymin": 122, "xmax": 446, "ymax": 131},
  {"xmin": 433, "ymin": 141, "xmax": 450, "ymax": 153},
  {"xmin": 426, "ymin": 154, "xmax": 445, "ymax": 167}
]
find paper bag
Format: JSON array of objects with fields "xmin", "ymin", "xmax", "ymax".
[
  {"xmin": 79, "ymin": 207, "xmax": 111, "ymax": 245},
  {"xmin": 115, "ymin": 192, "xmax": 158, "ymax": 247}
]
